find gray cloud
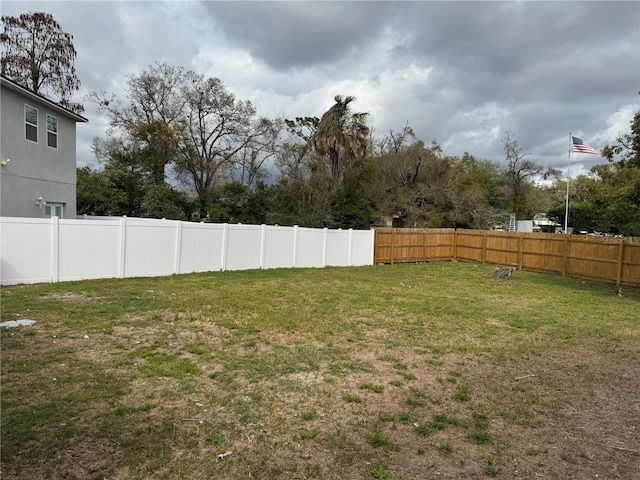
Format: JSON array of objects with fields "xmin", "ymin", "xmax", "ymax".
[
  {"xmin": 2, "ymin": 0, "xmax": 638, "ymax": 177},
  {"xmin": 205, "ymin": 1, "xmax": 393, "ymax": 71}
]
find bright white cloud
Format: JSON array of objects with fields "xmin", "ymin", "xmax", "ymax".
[{"xmin": 600, "ymin": 103, "xmax": 639, "ymax": 145}]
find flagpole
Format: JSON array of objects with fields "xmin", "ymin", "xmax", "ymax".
[{"xmin": 564, "ymin": 133, "xmax": 571, "ymax": 234}]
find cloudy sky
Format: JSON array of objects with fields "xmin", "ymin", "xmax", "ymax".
[{"xmin": 3, "ymin": 0, "xmax": 639, "ymax": 180}]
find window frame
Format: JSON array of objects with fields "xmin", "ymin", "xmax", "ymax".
[
  {"xmin": 44, "ymin": 203, "xmax": 64, "ymax": 219},
  {"xmin": 25, "ymin": 104, "xmax": 38, "ymax": 143},
  {"xmin": 46, "ymin": 114, "xmax": 58, "ymax": 149}
]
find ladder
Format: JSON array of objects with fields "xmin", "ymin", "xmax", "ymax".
[{"xmin": 508, "ymin": 214, "xmax": 516, "ymax": 232}]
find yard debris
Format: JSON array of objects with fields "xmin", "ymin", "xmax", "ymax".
[
  {"xmin": 625, "ymin": 397, "xmax": 640, "ymax": 403},
  {"xmin": 608, "ymin": 444, "xmax": 639, "ymax": 453},
  {"xmin": 180, "ymin": 418, "xmax": 203, "ymax": 424},
  {"xmin": 515, "ymin": 374, "xmax": 537, "ymax": 381},
  {"xmin": 0, "ymin": 319, "xmax": 36, "ymax": 328},
  {"xmin": 494, "ymin": 267, "xmax": 515, "ymax": 279},
  {"xmin": 217, "ymin": 450, "xmax": 233, "ymax": 461}
]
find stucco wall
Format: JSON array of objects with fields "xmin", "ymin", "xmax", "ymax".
[{"xmin": 0, "ymin": 85, "xmax": 78, "ymax": 218}]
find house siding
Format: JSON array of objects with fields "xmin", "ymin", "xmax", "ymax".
[{"xmin": 0, "ymin": 79, "xmax": 85, "ymax": 218}]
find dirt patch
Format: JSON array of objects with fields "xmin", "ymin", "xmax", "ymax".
[
  {"xmin": 41, "ymin": 292, "xmax": 102, "ymax": 303},
  {"xmin": 3, "ymin": 325, "xmax": 638, "ymax": 479}
]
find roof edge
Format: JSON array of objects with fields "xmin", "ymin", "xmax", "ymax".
[{"xmin": 0, "ymin": 75, "xmax": 88, "ymax": 123}]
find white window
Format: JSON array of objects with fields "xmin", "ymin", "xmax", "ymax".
[
  {"xmin": 47, "ymin": 114, "xmax": 58, "ymax": 149},
  {"xmin": 44, "ymin": 203, "xmax": 64, "ymax": 219},
  {"xmin": 25, "ymin": 104, "xmax": 38, "ymax": 142}
]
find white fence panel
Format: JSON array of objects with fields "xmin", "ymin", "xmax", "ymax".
[
  {"xmin": 58, "ymin": 219, "xmax": 121, "ymax": 281},
  {"xmin": 0, "ymin": 217, "xmax": 375, "ymax": 285},
  {"xmin": 123, "ymin": 219, "xmax": 177, "ymax": 277},
  {"xmin": 0, "ymin": 217, "xmax": 52, "ymax": 284},
  {"xmin": 263, "ymin": 225, "xmax": 296, "ymax": 269},
  {"xmin": 295, "ymin": 227, "xmax": 325, "ymax": 268},
  {"xmin": 225, "ymin": 224, "xmax": 263, "ymax": 271},
  {"xmin": 325, "ymin": 229, "xmax": 351, "ymax": 266},
  {"xmin": 178, "ymin": 222, "xmax": 224, "ymax": 273},
  {"xmin": 350, "ymin": 230, "xmax": 376, "ymax": 266}
]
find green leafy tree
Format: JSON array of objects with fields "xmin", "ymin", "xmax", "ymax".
[
  {"xmin": 78, "ymin": 135, "xmax": 190, "ymax": 219},
  {"xmin": 589, "ymin": 163, "xmax": 640, "ymax": 235},
  {"xmin": 140, "ymin": 183, "xmax": 192, "ymax": 220},
  {"xmin": 602, "ymin": 100, "xmax": 640, "ymax": 168},
  {"xmin": 583, "ymin": 99, "xmax": 640, "ymax": 236},
  {"xmin": 1, "ymin": 12, "xmax": 83, "ymax": 113},
  {"xmin": 89, "ymin": 63, "xmax": 188, "ymax": 185},
  {"xmin": 90, "ymin": 64, "xmax": 280, "ymax": 219},
  {"xmin": 76, "ymin": 166, "xmax": 124, "ymax": 216},
  {"xmin": 331, "ymin": 159, "xmax": 378, "ymax": 229},
  {"xmin": 547, "ymin": 175, "xmax": 599, "ymax": 232}
]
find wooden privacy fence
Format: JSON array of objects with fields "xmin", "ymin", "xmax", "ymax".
[{"xmin": 374, "ymin": 228, "xmax": 640, "ymax": 288}]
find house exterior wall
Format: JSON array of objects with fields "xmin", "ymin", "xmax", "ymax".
[{"xmin": 0, "ymin": 81, "xmax": 84, "ymax": 218}]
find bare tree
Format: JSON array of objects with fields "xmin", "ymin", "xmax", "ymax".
[
  {"xmin": 502, "ymin": 131, "xmax": 545, "ymax": 219},
  {"xmin": 1, "ymin": 12, "xmax": 83, "ymax": 113},
  {"xmin": 236, "ymin": 117, "xmax": 283, "ymax": 189}
]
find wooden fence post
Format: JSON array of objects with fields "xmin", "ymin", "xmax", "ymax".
[
  {"xmin": 390, "ymin": 229, "xmax": 395, "ymax": 265},
  {"xmin": 616, "ymin": 238, "xmax": 625, "ymax": 288},
  {"xmin": 423, "ymin": 230, "xmax": 427, "ymax": 262},
  {"xmin": 518, "ymin": 233, "xmax": 524, "ymax": 271},
  {"xmin": 481, "ymin": 231, "xmax": 487, "ymax": 264},
  {"xmin": 453, "ymin": 229, "xmax": 458, "ymax": 261},
  {"xmin": 562, "ymin": 234, "xmax": 569, "ymax": 277}
]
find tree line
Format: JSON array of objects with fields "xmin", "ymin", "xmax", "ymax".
[
  {"xmin": 3, "ymin": 13, "xmax": 638, "ymax": 235},
  {"xmin": 77, "ymin": 61, "xmax": 639, "ymax": 236}
]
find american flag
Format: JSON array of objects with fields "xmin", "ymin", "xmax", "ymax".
[{"xmin": 572, "ymin": 136, "xmax": 599, "ymax": 155}]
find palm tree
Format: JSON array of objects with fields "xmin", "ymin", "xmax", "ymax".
[{"xmin": 310, "ymin": 95, "xmax": 370, "ymax": 181}]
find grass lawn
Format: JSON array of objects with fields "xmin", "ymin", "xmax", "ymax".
[{"xmin": 1, "ymin": 262, "xmax": 639, "ymax": 479}]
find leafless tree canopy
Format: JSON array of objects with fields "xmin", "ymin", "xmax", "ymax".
[{"xmin": 1, "ymin": 12, "xmax": 83, "ymax": 113}]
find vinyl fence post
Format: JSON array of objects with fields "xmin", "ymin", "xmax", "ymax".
[
  {"xmin": 174, "ymin": 221, "xmax": 183, "ymax": 275},
  {"xmin": 348, "ymin": 228, "xmax": 353, "ymax": 266},
  {"xmin": 119, "ymin": 216, "xmax": 127, "ymax": 278},
  {"xmin": 370, "ymin": 229, "xmax": 375, "ymax": 265},
  {"xmin": 51, "ymin": 216, "xmax": 59, "ymax": 283},
  {"xmin": 221, "ymin": 223, "xmax": 228, "ymax": 271},
  {"xmin": 260, "ymin": 224, "xmax": 267, "ymax": 269},
  {"xmin": 292, "ymin": 225, "xmax": 299, "ymax": 267},
  {"xmin": 322, "ymin": 228, "xmax": 328, "ymax": 267}
]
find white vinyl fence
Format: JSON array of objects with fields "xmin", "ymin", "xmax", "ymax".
[{"xmin": 0, "ymin": 217, "xmax": 375, "ymax": 286}]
